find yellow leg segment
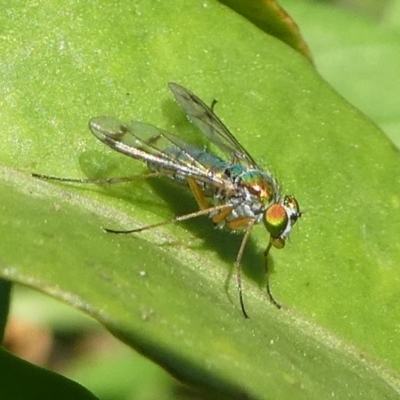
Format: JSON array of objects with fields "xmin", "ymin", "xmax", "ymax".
[
  {"xmin": 228, "ymin": 217, "xmax": 254, "ymax": 230},
  {"xmin": 212, "ymin": 207, "xmax": 234, "ymax": 224},
  {"xmin": 187, "ymin": 178, "xmax": 209, "ymax": 210}
]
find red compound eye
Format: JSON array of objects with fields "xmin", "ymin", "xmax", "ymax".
[{"xmin": 263, "ymin": 204, "xmax": 288, "ymax": 240}]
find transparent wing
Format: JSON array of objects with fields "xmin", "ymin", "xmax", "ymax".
[
  {"xmin": 169, "ymin": 82, "xmax": 259, "ymax": 168},
  {"xmin": 89, "ymin": 116, "xmax": 234, "ymax": 191}
]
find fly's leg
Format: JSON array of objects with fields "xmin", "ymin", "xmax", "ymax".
[
  {"xmin": 104, "ymin": 203, "xmax": 232, "ymax": 234},
  {"xmin": 187, "ymin": 177, "xmax": 209, "ymax": 210},
  {"xmin": 228, "ymin": 217, "xmax": 282, "ymax": 316},
  {"xmin": 103, "ymin": 174, "xmax": 231, "ymax": 234},
  {"xmin": 264, "ymin": 241, "xmax": 281, "ymax": 309},
  {"xmin": 211, "ymin": 206, "xmax": 234, "ymax": 224},
  {"xmin": 32, "ymin": 172, "xmax": 161, "ymax": 185},
  {"xmin": 232, "ymin": 220, "xmax": 255, "ymax": 319}
]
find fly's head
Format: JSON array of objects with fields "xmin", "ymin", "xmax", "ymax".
[{"xmin": 263, "ymin": 195, "xmax": 301, "ymax": 249}]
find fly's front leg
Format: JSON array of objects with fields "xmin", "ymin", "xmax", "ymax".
[{"xmin": 264, "ymin": 241, "xmax": 281, "ymax": 309}]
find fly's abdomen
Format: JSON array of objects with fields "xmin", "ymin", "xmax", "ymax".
[
  {"xmin": 166, "ymin": 145, "xmax": 227, "ymax": 170},
  {"xmin": 148, "ymin": 145, "xmax": 228, "ymax": 191}
]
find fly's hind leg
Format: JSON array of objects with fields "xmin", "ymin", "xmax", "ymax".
[
  {"xmin": 104, "ymin": 176, "xmax": 232, "ymax": 234},
  {"xmin": 32, "ymin": 172, "xmax": 162, "ymax": 185}
]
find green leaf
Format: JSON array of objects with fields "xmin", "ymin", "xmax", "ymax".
[
  {"xmin": 1, "ymin": 1, "xmax": 400, "ymax": 399},
  {"xmin": 0, "ymin": 347, "xmax": 98, "ymax": 400}
]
